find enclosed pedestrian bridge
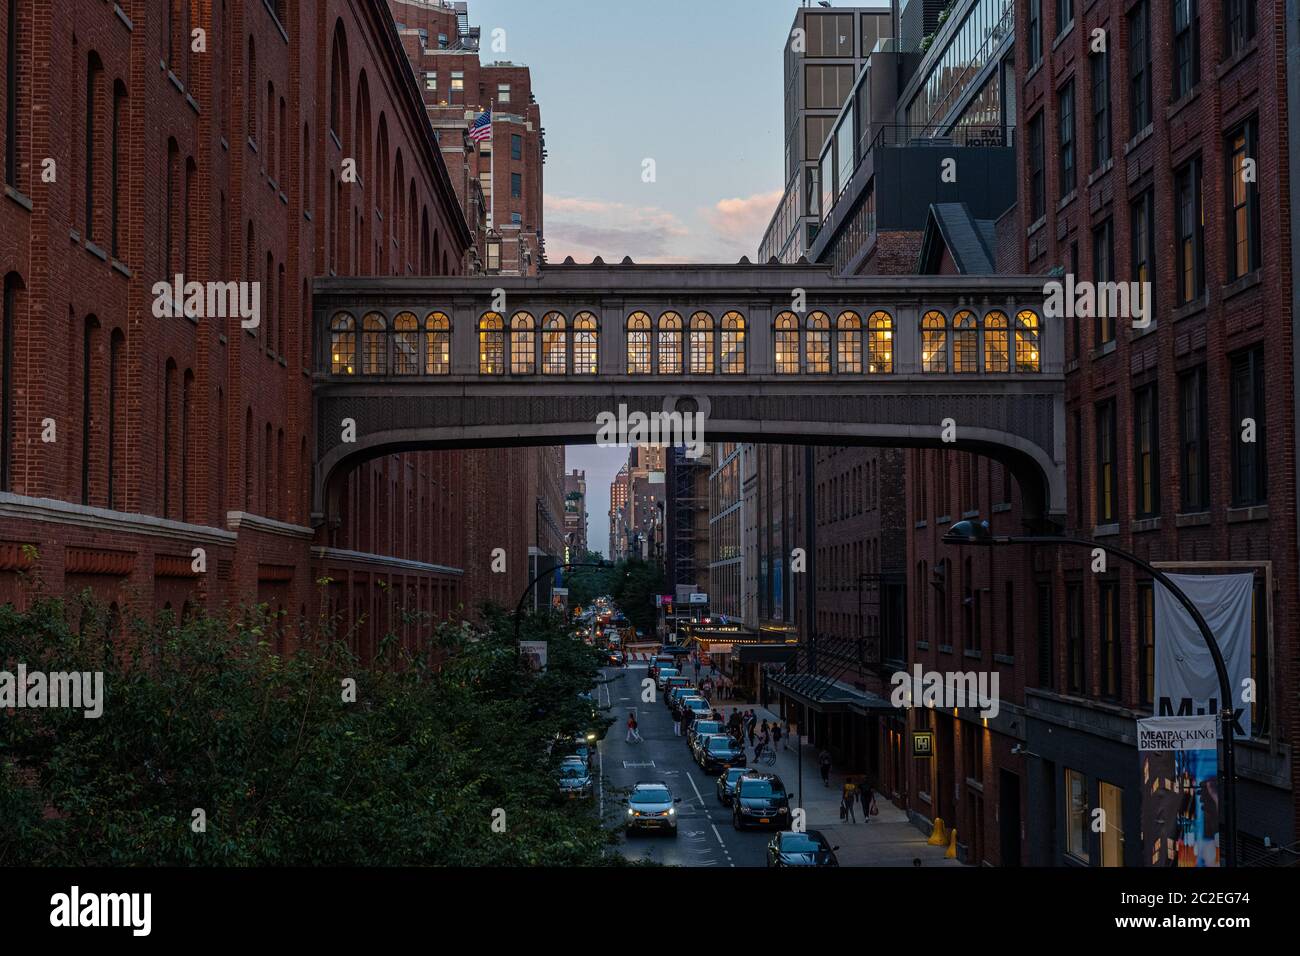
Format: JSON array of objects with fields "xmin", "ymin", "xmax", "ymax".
[{"xmin": 312, "ymin": 262, "xmax": 1064, "ymax": 527}]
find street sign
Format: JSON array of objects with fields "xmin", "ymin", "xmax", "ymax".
[
  {"xmin": 688, "ymin": 592, "xmax": 708, "ymax": 604},
  {"xmin": 911, "ymin": 731, "xmax": 934, "ymax": 758}
]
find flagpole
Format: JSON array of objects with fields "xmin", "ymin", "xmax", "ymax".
[{"xmin": 488, "ymin": 99, "xmax": 495, "ymax": 234}]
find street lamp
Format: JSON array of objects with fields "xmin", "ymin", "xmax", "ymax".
[
  {"xmin": 512, "ymin": 560, "xmax": 620, "ymax": 643},
  {"xmin": 943, "ymin": 519, "xmax": 1239, "ymax": 867}
]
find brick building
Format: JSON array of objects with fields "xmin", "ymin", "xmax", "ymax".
[
  {"xmin": 389, "ymin": 0, "xmax": 544, "ymax": 275},
  {"xmin": 0, "ymin": 0, "xmax": 560, "ymax": 657},
  {"xmin": 1013, "ymin": 0, "xmax": 1298, "ymax": 862}
]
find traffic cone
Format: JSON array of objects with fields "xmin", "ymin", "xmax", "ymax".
[
  {"xmin": 927, "ymin": 817, "xmax": 946, "ymax": 846},
  {"xmin": 945, "ymin": 827, "xmax": 959, "ymax": 859}
]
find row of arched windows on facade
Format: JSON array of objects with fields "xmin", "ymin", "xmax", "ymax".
[{"xmin": 329, "ymin": 308, "xmax": 1042, "ymax": 376}]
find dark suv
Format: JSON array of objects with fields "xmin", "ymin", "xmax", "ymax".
[{"xmin": 732, "ymin": 773, "xmax": 791, "ymax": 830}]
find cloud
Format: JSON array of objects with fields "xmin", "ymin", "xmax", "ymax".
[
  {"xmin": 702, "ymin": 189, "xmax": 784, "ymax": 251},
  {"xmin": 544, "ymin": 194, "xmax": 690, "ymax": 263}
]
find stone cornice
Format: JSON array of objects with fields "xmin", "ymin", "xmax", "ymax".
[
  {"xmin": 0, "ymin": 492, "xmax": 237, "ymax": 547},
  {"xmin": 311, "ymin": 546, "xmax": 463, "ymax": 577}
]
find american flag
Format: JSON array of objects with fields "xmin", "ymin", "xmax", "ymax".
[{"xmin": 468, "ymin": 106, "xmax": 492, "ymax": 142}]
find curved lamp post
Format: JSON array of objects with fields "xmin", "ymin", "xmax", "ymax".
[
  {"xmin": 943, "ymin": 519, "xmax": 1238, "ymax": 868},
  {"xmin": 512, "ymin": 560, "xmax": 619, "ymax": 644}
]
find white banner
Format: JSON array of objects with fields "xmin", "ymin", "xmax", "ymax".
[
  {"xmin": 1153, "ymin": 573, "xmax": 1253, "ymax": 738},
  {"xmin": 1136, "ymin": 715, "xmax": 1218, "ymax": 751}
]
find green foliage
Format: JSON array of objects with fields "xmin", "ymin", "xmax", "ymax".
[
  {"xmin": 563, "ymin": 551, "xmax": 617, "ymax": 608},
  {"xmin": 0, "ymin": 596, "xmax": 622, "ymax": 866},
  {"xmin": 610, "ymin": 558, "xmax": 666, "ymax": 636}
]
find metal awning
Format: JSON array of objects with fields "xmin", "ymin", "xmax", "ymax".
[
  {"xmin": 768, "ymin": 672, "xmax": 895, "ymax": 715},
  {"xmin": 737, "ymin": 645, "xmax": 797, "ymax": 664}
]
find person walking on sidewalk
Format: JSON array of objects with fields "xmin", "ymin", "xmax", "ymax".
[
  {"xmin": 772, "ymin": 722, "xmax": 782, "ymax": 752},
  {"xmin": 860, "ymin": 780, "xmax": 877, "ymax": 821},
  {"xmin": 841, "ymin": 778, "xmax": 858, "ymax": 823},
  {"xmin": 819, "ymin": 748, "xmax": 832, "ymax": 787}
]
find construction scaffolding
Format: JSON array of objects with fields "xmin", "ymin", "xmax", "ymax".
[{"xmin": 665, "ymin": 446, "xmax": 711, "ymax": 594}]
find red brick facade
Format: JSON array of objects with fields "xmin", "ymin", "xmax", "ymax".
[
  {"xmin": 1011, "ymin": 0, "xmax": 1299, "ymax": 854},
  {"xmin": 0, "ymin": 0, "xmax": 561, "ymax": 658}
]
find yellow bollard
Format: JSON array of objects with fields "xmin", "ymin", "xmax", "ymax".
[
  {"xmin": 945, "ymin": 827, "xmax": 959, "ymax": 859},
  {"xmin": 927, "ymin": 817, "xmax": 946, "ymax": 846}
]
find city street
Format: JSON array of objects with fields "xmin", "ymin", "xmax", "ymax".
[{"xmin": 595, "ymin": 663, "xmax": 774, "ymax": 867}]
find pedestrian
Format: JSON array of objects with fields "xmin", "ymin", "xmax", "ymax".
[
  {"xmin": 784, "ymin": 717, "xmax": 794, "ymax": 749},
  {"xmin": 841, "ymin": 779, "xmax": 858, "ymax": 823},
  {"xmin": 860, "ymin": 780, "xmax": 877, "ymax": 821},
  {"xmin": 626, "ymin": 712, "xmax": 642, "ymax": 743},
  {"xmin": 761, "ymin": 718, "xmax": 770, "ymax": 738},
  {"xmin": 746, "ymin": 712, "xmax": 757, "ymax": 747},
  {"xmin": 673, "ymin": 708, "xmax": 682, "ymax": 736},
  {"xmin": 753, "ymin": 729, "xmax": 767, "ymax": 764},
  {"xmin": 772, "ymin": 722, "xmax": 783, "ymax": 752},
  {"xmin": 819, "ymin": 748, "xmax": 832, "ymax": 787}
]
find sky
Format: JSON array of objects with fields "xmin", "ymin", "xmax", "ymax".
[{"xmin": 466, "ymin": 0, "xmax": 798, "ymax": 553}]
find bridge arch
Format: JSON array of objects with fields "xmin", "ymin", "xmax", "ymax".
[{"xmin": 311, "ymin": 264, "xmax": 1063, "ymax": 528}]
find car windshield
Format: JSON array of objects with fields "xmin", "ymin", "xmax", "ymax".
[
  {"xmin": 726, "ymin": 768, "xmax": 748, "ymax": 782},
  {"xmin": 707, "ymin": 737, "xmax": 735, "ymax": 752},
  {"xmin": 740, "ymin": 780, "xmax": 784, "ymax": 798},
  {"xmin": 631, "ymin": 787, "xmax": 670, "ymax": 804},
  {"xmin": 560, "ymin": 766, "xmax": 586, "ymax": 779},
  {"xmin": 781, "ymin": 833, "xmax": 821, "ymax": 853},
  {"xmin": 695, "ymin": 722, "xmax": 722, "ymax": 735}
]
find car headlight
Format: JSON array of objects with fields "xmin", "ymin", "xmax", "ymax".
[
  {"xmin": 779, "ymin": 807, "xmax": 789, "ymax": 814},
  {"xmin": 628, "ymin": 808, "xmax": 634, "ymax": 816},
  {"xmin": 668, "ymin": 807, "xmax": 676, "ymax": 815}
]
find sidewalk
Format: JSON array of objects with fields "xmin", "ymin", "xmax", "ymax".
[{"xmin": 709, "ymin": 697, "xmax": 963, "ymax": 868}]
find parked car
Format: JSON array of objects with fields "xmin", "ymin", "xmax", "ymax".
[
  {"xmin": 688, "ymin": 719, "xmax": 724, "ymax": 752},
  {"xmin": 716, "ymin": 766, "xmax": 748, "ymax": 806},
  {"xmin": 696, "ymin": 733, "xmax": 747, "ymax": 774},
  {"xmin": 766, "ymin": 829, "xmax": 840, "ymax": 867},
  {"xmin": 732, "ymin": 773, "xmax": 791, "ymax": 830},
  {"xmin": 655, "ymin": 667, "xmax": 679, "ymax": 691},
  {"xmin": 668, "ymin": 690, "xmax": 702, "ymax": 718},
  {"xmin": 648, "ymin": 655, "xmax": 675, "ymax": 680},
  {"xmin": 625, "ymin": 782, "xmax": 681, "ymax": 836},
  {"xmin": 558, "ymin": 760, "xmax": 593, "ymax": 799}
]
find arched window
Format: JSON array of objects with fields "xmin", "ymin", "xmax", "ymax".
[
  {"xmin": 774, "ymin": 311, "xmax": 799, "ymax": 374},
  {"xmin": 921, "ymin": 310, "xmax": 947, "ymax": 372},
  {"xmin": 837, "ymin": 310, "xmax": 862, "ymax": 373},
  {"xmin": 984, "ymin": 310, "xmax": 1009, "ymax": 372},
  {"xmin": 329, "ymin": 313, "xmax": 356, "ymax": 374},
  {"xmin": 478, "ymin": 311, "xmax": 504, "ymax": 374},
  {"xmin": 181, "ymin": 369, "xmax": 193, "ymax": 522},
  {"xmin": 953, "ymin": 310, "xmax": 978, "ymax": 372},
  {"xmin": 163, "ymin": 359, "xmax": 177, "ymax": 517},
  {"xmin": 79, "ymin": 313, "xmax": 99, "ymax": 503},
  {"xmin": 85, "ymin": 52, "xmax": 103, "ymax": 242},
  {"xmin": 626, "ymin": 311, "xmax": 651, "ymax": 374},
  {"xmin": 689, "ymin": 311, "xmax": 714, "ymax": 373},
  {"xmin": 243, "ymin": 407, "xmax": 254, "ymax": 510},
  {"xmin": 6, "ymin": 0, "xmax": 24, "ymax": 188},
  {"xmin": 721, "ymin": 311, "xmax": 746, "ymax": 373},
  {"xmin": 541, "ymin": 311, "xmax": 567, "ymax": 374},
  {"xmin": 393, "ymin": 311, "xmax": 420, "ymax": 374},
  {"xmin": 1015, "ymin": 309, "xmax": 1041, "ymax": 372},
  {"xmin": 510, "ymin": 311, "xmax": 535, "ymax": 374},
  {"xmin": 425, "ymin": 311, "xmax": 450, "ymax": 374},
  {"xmin": 111, "ymin": 81, "xmax": 126, "ymax": 257},
  {"xmin": 108, "ymin": 328, "xmax": 123, "ymax": 508},
  {"xmin": 361, "ymin": 313, "xmax": 386, "ymax": 374},
  {"xmin": 246, "ymin": 36, "xmax": 256, "ymax": 141},
  {"xmin": 867, "ymin": 310, "xmax": 893, "ymax": 373},
  {"xmin": 657, "ymin": 311, "xmax": 682, "ymax": 374},
  {"xmin": 329, "ymin": 22, "xmax": 348, "ymax": 140},
  {"xmin": 805, "ymin": 311, "xmax": 830, "ymax": 373},
  {"xmin": 573, "ymin": 311, "xmax": 598, "ymax": 374},
  {"xmin": 1, "ymin": 273, "xmax": 20, "ymax": 491}
]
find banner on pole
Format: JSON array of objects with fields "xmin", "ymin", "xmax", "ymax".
[
  {"xmin": 1153, "ymin": 572, "xmax": 1253, "ymax": 738},
  {"xmin": 1137, "ymin": 716, "xmax": 1219, "ymax": 867}
]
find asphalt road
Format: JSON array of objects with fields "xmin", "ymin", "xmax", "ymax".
[{"xmin": 595, "ymin": 663, "xmax": 779, "ymax": 867}]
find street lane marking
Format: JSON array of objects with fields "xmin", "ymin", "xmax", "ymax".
[
  {"xmin": 686, "ymin": 770, "xmax": 706, "ymax": 805},
  {"xmin": 623, "ymin": 761, "xmax": 655, "ymax": 769}
]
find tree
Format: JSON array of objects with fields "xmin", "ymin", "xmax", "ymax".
[{"xmin": 0, "ymin": 592, "xmax": 624, "ymax": 866}]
